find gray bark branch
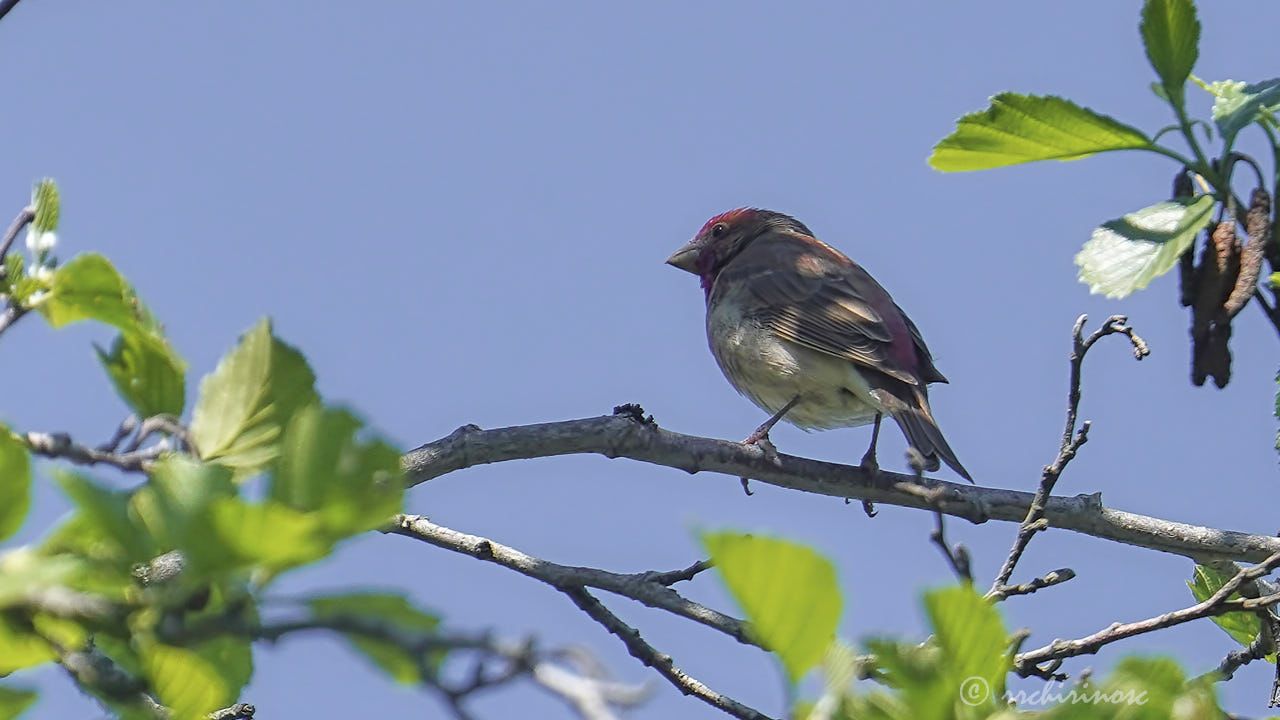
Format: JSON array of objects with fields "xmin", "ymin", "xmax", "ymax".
[{"xmin": 403, "ymin": 410, "xmax": 1280, "ymax": 564}]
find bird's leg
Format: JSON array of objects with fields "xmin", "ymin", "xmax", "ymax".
[
  {"xmin": 743, "ymin": 396, "xmax": 800, "ymax": 447},
  {"xmin": 739, "ymin": 395, "xmax": 800, "ymax": 495},
  {"xmin": 859, "ymin": 413, "xmax": 882, "ymax": 477}
]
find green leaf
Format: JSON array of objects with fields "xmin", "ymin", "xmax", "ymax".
[
  {"xmin": 0, "ymin": 615, "xmax": 56, "ymax": 674},
  {"xmin": 271, "ymin": 404, "xmax": 404, "ymax": 539},
  {"xmin": 0, "ymin": 429, "xmax": 31, "ymax": 542},
  {"xmin": 204, "ymin": 498, "xmax": 331, "ymax": 575},
  {"xmin": 0, "ymin": 551, "xmax": 83, "ymax": 610},
  {"xmin": 37, "ymin": 254, "xmax": 141, "ymax": 332},
  {"xmin": 190, "ymin": 319, "xmax": 318, "ymax": 476},
  {"xmin": 1188, "ymin": 564, "xmax": 1263, "ymax": 648},
  {"xmin": 54, "ymin": 472, "xmax": 154, "ymax": 565},
  {"xmin": 192, "ymin": 635, "xmax": 253, "ymax": 703},
  {"xmin": 132, "ymin": 457, "xmax": 237, "ymax": 577},
  {"xmin": 701, "ymin": 530, "xmax": 841, "ymax": 684},
  {"xmin": 861, "ymin": 638, "xmax": 952, "ymax": 720},
  {"xmin": 923, "ymin": 584, "xmax": 1009, "ymax": 693},
  {"xmin": 1141, "ymin": 0, "xmax": 1199, "ymax": 107},
  {"xmin": 31, "ymin": 180, "xmax": 59, "ymax": 233},
  {"xmin": 308, "ymin": 592, "xmax": 442, "ymax": 684},
  {"xmin": 0, "ymin": 685, "xmax": 37, "ymax": 720},
  {"xmin": 1206, "ymin": 78, "xmax": 1280, "ymax": 143},
  {"xmin": 929, "ymin": 93, "xmax": 1151, "ymax": 171},
  {"xmin": 1075, "ymin": 194, "xmax": 1216, "ymax": 298},
  {"xmin": 142, "ymin": 643, "xmax": 232, "ymax": 720},
  {"xmin": 96, "ymin": 331, "xmax": 187, "ymax": 417},
  {"xmin": 1043, "ymin": 656, "xmax": 1224, "ymax": 720},
  {"xmin": 1, "ymin": 254, "xmax": 22, "ymax": 295}
]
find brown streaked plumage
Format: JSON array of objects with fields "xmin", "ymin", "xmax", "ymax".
[{"xmin": 667, "ymin": 208, "xmax": 971, "ymax": 481}]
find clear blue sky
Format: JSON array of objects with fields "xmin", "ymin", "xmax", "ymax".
[{"xmin": 3, "ymin": 2, "xmax": 1280, "ymax": 718}]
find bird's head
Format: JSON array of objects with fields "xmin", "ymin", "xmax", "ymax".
[{"xmin": 666, "ymin": 208, "xmax": 811, "ymax": 295}]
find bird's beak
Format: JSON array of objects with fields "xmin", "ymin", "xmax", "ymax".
[{"xmin": 665, "ymin": 242, "xmax": 700, "ymax": 274}]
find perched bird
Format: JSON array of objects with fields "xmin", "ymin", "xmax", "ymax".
[{"xmin": 666, "ymin": 208, "xmax": 971, "ymax": 482}]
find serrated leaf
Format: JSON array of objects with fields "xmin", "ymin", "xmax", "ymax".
[
  {"xmin": 190, "ymin": 319, "xmax": 318, "ymax": 476},
  {"xmin": 929, "ymin": 93, "xmax": 1151, "ymax": 171},
  {"xmin": 31, "ymin": 180, "xmax": 59, "ymax": 234},
  {"xmin": 701, "ymin": 531, "xmax": 841, "ymax": 685},
  {"xmin": 96, "ymin": 331, "xmax": 187, "ymax": 417},
  {"xmin": 1141, "ymin": 0, "xmax": 1199, "ymax": 106},
  {"xmin": 923, "ymin": 584, "xmax": 1010, "ymax": 693},
  {"xmin": 308, "ymin": 592, "xmax": 442, "ymax": 684},
  {"xmin": 0, "ymin": 429, "xmax": 31, "ymax": 542},
  {"xmin": 0, "ymin": 685, "xmax": 37, "ymax": 720},
  {"xmin": 1, "ymin": 254, "xmax": 22, "ymax": 294},
  {"xmin": 1076, "ymin": 195, "xmax": 1216, "ymax": 298},
  {"xmin": 272, "ymin": 404, "xmax": 404, "ymax": 539},
  {"xmin": 1188, "ymin": 564, "xmax": 1262, "ymax": 648},
  {"xmin": 1206, "ymin": 78, "xmax": 1280, "ymax": 143},
  {"xmin": 142, "ymin": 644, "xmax": 232, "ymax": 720},
  {"xmin": 37, "ymin": 254, "xmax": 140, "ymax": 332}
]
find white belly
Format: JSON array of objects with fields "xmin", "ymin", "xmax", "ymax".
[{"xmin": 706, "ymin": 300, "xmax": 881, "ymax": 430}]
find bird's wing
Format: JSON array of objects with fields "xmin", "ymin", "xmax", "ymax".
[{"xmin": 721, "ymin": 232, "xmax": 922, "ymax": 385}]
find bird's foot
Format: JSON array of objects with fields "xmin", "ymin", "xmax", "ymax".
[{"xmin": 738, "ymin": 431, "xmax": 781, "ymax": 496}]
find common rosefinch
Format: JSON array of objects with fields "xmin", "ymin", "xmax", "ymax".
[{"xmin": 666, "ymin": 208, "xmax": 971, "ymax": 482}]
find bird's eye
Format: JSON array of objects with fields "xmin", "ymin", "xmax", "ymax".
[{"xmin": 710, "ymin": 222, "xmax": 728, "ymax": 238}]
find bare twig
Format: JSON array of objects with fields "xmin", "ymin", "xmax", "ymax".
[
  {"xmin": 25, "ymin": 430, "xmax": 164, "ymax": 473},
  {"xmin": 641, "ymin": 560, "xmax": 712, "ymax": 587},
  {"xmin": 988, "ymin": 315, "xmax": 1149, "ymax": 598},
  {"xmin": 0, "ymin": 205, "xmax": 33, "ymax": 269},
  {"xmin": 0, "ymin": 304, "xmax": 26, "ymax": 337},
  {"xmin": 559, "ymin": 586, "xmax": 777, "ymax": 720},
  {"xmin": 0, "ymin": 0, "xmax": 26, "ymax": 25},
  {"xmin": 208, "ymin": 704, "xmax": 256, "ymax": 720},
  {"xmin": 391, "ymin": 515, "xmax": 755, "ymax": 647},
  {"xmin": 930, "ymin": 511, "xmax": 971, "ymax": 582},
  {"xmin": 989, "ymin": 568, "xmax": 1076, "ymax": 601},
  {"xmin": 1014, "ymin": 550, "xmax": 1280, "ymax": 675},
  {"xmin": 392, "ymin": 515, "xmax": 776, "ymax": 720}
]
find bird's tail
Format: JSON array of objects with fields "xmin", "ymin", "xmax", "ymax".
[{"xmin": 890, "ymin": 388, "xmax": 972, "ymax": 483}]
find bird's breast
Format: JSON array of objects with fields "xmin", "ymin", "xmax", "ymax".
[{"xmin": 705, "ymin": 299, "xmax": 880, "ymax": 430}]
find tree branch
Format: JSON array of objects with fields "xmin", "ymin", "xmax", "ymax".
[
  {"xmin": 391, "ymin": 514, "xmax": 755, "ymax": 647},
  {"xmin": 988, "ymin": 315, "xmax": 1148, "ymax": 597},
  {"xmin": 1014, "ymin": 550, "xmax": 1280, "ymax": 674},
  {"xmin": 401, "ymin": 410, "xmax": 1280, "ymax": 564},
  {"xmin": 0, "ymin": 0, "xmax": 25, "ymax": 25},
  {"xmin": 392, "ymin": 514, "xmax": 776, "ymax": 720}
]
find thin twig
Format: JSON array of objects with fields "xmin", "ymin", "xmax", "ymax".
[
  {"xmin": 1014, "ymin": 550, "xmax": 1280, "ymax": 675},
  {"xmin": 988, "ymin": 315, "xmax": 1149, "ymax": 598},
  {"xmin": 0, "ymin": 0, "xmax": 25, "ymax": 24},
  {"xmin": 25, "ymin": 430, "xmax": 165, "ymax": 473},
  {"xmin": 208, "ymin": 704, "xmax": 256, "ymax": 720},
  {"xmin": 559, "ymin": 586, "xmax": 777, "ymax": 720},
  {"xmin": 930, "ymin": 511, "xmax": 971, "ymax": 582},
  {"xmin": 989, "ymin": 568, "xmax": 1076, "ymax": 601},
  {"xmin": 642, "ymin": 560, "xmax": 712, "ymax": 587},
  {"xmin": 0, "ymin": 205, "xmax": 33, "ymax": 269},
  {"xmin": 391, "ymin": 515, "xmax": 755, "ymax": 646}
]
